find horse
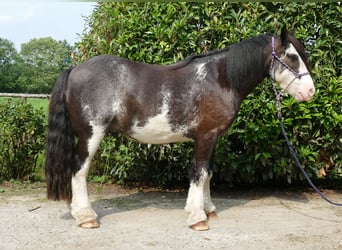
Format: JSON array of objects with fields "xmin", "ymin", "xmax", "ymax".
[{"xmin": 45, "ymin": 27, "xmax": 315, "ymax": 231}]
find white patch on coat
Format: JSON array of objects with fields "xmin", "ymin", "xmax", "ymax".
[
  {"xmin": 273, "ymin": 44, "xmax": 315, "ymax": 101},
  {"xmin": 196, "ymin": 63, "xmax": 207, "ymax": 80},
  {"xmin": 83, "ymin": 105, "xmax": 91, "ymax": 117},
  {"xmin": 87, "ymin": 123, "xmax": 105, "ymax": 156},
  {"xmin": 112, "ymin": 100, "xmax": 122, "ymax": 114},
  {"xmin": 131, "ymin": 103, "xmax": 192, "ymax": 144},
  {"xmin": 130, "ymin": 93, "xmax": 193, "ymax": 144}
]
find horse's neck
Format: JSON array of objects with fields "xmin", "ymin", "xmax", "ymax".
[
  {"xmin": 235, "ymin": 69, "xmax": 268, "ymax": 99},
  {"xmin": 226, "ymin": 48, "xmax": 269, "ymax": 99}
]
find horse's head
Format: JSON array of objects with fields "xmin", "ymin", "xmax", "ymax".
[{"xmin": 270, "ymin": 27, "xmax": 315, "ymax": 102}]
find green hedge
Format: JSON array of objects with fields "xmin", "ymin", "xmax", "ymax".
[
  {"xmin": 77, "ymin": 2, "xmax": 341, "ymax": 187},
  {"xmin": 0, "ymin": 99, "xmax": 46, "ymax": 181},
  {"xmin": 91, "ymin": 136, "xmax": 193, "ymax": 187}
]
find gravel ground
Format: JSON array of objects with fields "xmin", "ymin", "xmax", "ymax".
[{"xmin": 1, "ymin": 183, "xmax": 342, "ymax": 249}]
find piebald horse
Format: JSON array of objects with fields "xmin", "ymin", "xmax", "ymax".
[{"xmin": 45, "ymin": 28, "xmax": 315, "ymax": 231}]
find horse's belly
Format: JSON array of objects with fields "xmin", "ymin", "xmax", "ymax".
[
  {"xmin": 131, "ymin": 128, "xmax": 191, "ymax": 144},
  {"xmin": 130, "ymin": 114, "xmax": 192, "ymax": 144}
]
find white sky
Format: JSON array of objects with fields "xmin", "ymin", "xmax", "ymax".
[{"xmin": 0, "ymin": 1, "xmax": 96, "ymax": 51}]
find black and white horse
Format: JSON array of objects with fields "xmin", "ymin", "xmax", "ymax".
[{"xmin": 45, "ymin": 28, "xmax": 315, "ymax": 231}]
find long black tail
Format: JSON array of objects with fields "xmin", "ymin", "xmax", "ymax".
[{"xmin": 45, "ymin": 68, "xmax": 75, "ymax": 202}]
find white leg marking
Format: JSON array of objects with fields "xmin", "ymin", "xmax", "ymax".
[
  {"xmin": 185, "ymin": 169, "xmax": 208, "ymax": 225},
  {"xmin": 71, "ymin": 159, "xmax": 97, "ymax": 225},
  {"xmin": 71, "ymin": 123, "xmax": 105, "ymax": 225},
  {"xmin": 203, "ymin": 172, "xmax": 216, "ymax": 213}
]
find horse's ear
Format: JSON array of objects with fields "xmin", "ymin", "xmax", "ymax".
[{"xmin": 280, "ymin": 26, "xmax": 289, "ymax": 45}]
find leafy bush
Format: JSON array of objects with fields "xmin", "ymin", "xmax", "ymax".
[
  {"xmin": 91, "ymin": 136, "xmax": 193, "ymax": 187},
  {"xmin": 77, "ymin": 2, "xmax": 341, "ymax": 187},
  {"xmin": 0, "ymin": 99, "xmax": 46, "ymax": 181},
  {"xmin": 215, "ymin": 76, "xmax": 342, "ymax": 186}
]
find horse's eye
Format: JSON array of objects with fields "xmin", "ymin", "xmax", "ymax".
[{"xmin": 287, "ymin": 53, "xmax": 298, "ymax": 62}]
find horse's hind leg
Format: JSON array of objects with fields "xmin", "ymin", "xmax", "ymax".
[{"xmin": 70, "ymin": 122, "xmax": 105, "ymax": 228}]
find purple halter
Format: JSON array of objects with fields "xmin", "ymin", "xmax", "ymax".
[{"xmin": 269, "ymin": 36, "xmax": 310, "ymax": 99}]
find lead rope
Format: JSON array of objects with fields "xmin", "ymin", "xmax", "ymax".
[{"xmin": 270, "ymin": 37, "xmax": 342, "ymax": 206}]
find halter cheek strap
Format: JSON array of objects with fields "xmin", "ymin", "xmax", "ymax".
[{"xmin": 269, "ymin": 36, "xmax": 310, "ymax": 99}]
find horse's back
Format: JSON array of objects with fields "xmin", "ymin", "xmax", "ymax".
[{"xmin": 65, "ymin": 55, "xmax": 172, "ymax": 136}]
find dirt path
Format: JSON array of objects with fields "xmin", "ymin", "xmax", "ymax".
[{"xmin": 1, "ymin": 183, "xmax": 342, "ymax": 249}]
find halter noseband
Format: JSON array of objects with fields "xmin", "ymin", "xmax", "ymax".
[{"xmin": 269, "ymin": 36, "xmax": 310, "ymax": 98}]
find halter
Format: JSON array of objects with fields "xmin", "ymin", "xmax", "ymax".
[
  {"xmin": 269, "ymin": 37, "xmax": 342, "ymax": 207},
  {"xmin": 269, "ymin": 36, "xmax": 310, "ymax": 102}
]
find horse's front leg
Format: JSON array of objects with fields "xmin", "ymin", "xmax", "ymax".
[
  {"xmin": 70, "ymin": 124, "xmax": 104, "ymax": 228},
  {"xmin": 185, "ymin": 136, "xmax": 217, "ymax": 231},
  {"xmin": 203, "ymin": 170, "xmax": 217, "ymax": 219}
]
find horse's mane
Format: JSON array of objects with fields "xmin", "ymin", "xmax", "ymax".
[
  {"xmin": 168, "ymin": 46, "xmax": 231, "ymax": 70},
  {"xmin": 168, "ymin": 33, "xmax": 309, "ymax": 95},
  {"xmin": 167, "ymin": 35, "xmax": 271, "ymax": 94},
  {"xmin": 226, "ymin": 35, "xmax": 270, "ymax": 91},
  {"xmin": 168, "ymin": 35, "xmax": 269, "ymax": 76}
]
